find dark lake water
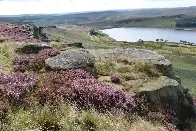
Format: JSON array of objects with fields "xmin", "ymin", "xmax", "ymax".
[{"xmin": 101, "ymin": 27, "xmax": 196, "ymax": 43}]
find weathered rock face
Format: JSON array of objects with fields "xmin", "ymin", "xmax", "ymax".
[
  {"xmin": 136, "ymin": 76, "xmax": 195, "ymax": 128},
  {"xmin": 15, "ymin": 43, "xmax": 52, "ymax": 54},
  {"xmin": 45, "ymin": 49, "xmax": 95, "ymax": 70}
]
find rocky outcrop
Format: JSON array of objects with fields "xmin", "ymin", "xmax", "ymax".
[
  {"xmin": 45, "ymin": 49, "xmax": 95, "ymax": 70},
  {"xmin": 87, "ymin": 48, "xmax": 170, "ymax": 65},
  {"xmin": 136, "ymin": 76, "xmax": 195, "ymax": 128},
  {"xmin": 45, "ymin": 47, "xmax": 195, "ymax": 129},
  {"xmin": 87, "ymin": 48, "xmax": 179, "ymax": 81},
  {"xmin": 15, "ymin": 43, "xmax": 52, "ymax": 54},
  {"xmin": 87, "ymin": 48, "xmax": 195, "ymax": 129}
]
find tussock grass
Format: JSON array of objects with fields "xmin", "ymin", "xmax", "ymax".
[
  {"xmin": 95, "ymin": 58, "xmax": 161, "ymax": 92},
  {"xmin": 49, "ymin": 41, "xmax": 69, "ymax": 51},
  {"xmin": 0, "ymin": 41, "xmax": 20, "ymax": 71}
]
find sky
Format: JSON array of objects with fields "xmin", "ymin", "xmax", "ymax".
[{"xmin": 0, "ymin": 0, "xmax": 196, "ymax": 15}]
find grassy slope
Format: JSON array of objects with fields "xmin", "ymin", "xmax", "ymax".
[
  {"xmin": 166, "ymin": 55, "xmax": 196, "ymax": 96},
  {"xmin": 42, "ymin": 27, "xmax": 118, "ymax": 49},
  {"xmin": 0, "ymin": 30, "xmax": 168, "ymax": 131}
]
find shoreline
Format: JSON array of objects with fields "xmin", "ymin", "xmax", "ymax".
[{"xmin": 99, "ymin": 26, "xmax": 196, "ymax": 31}]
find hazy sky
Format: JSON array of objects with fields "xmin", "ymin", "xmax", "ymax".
[{"xmin": 0, "ymin": 0, "xmax": 196, "ymax": 15}]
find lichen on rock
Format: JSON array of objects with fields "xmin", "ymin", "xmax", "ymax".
[{"xmin": 45, "ymin": 49, "xmax": 95, "ymax": 70}]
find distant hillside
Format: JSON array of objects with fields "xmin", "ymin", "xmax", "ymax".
[{"xmin": 1, "ymin": 6, "xmax": 196, "ymax": 28}]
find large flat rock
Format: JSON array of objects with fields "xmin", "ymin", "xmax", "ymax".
[
  {"xmin": 87, "ymin": 48, "xmax": 171, "ymax": 67},
  {"xmin": 45, "ymin": 49, "xmax": 95, "ymax": 70},
  {"xmin": 137, "ymin": 76, "xmax": 179, "ymax": 92}
]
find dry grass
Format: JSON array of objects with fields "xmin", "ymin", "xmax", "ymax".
[
  {"xmin": 129, "ymin": 117, "xmax": 167, "ymax": 131},
  {"xmin": 4, "ymin": 104, "xmax": 167, "ymax": 131}
]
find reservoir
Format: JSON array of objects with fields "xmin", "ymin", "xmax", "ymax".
[{"xmin": 101, "ymin": 27, "xmax": 196, "ymax": 43}]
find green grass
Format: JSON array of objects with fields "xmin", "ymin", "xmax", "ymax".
[
  {"xmin": 0, "ymin": 41, "xmax": 20, "ymax": 71},
  {"xmin": 165, "ymin": 55, "xmax": 196, "ymax": 97},
  {"xmin": 42, "ymin": 28, "xmax": 118, "ymax": 49}
]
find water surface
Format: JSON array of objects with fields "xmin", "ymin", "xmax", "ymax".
[{"xmin": 101, "ymin": 27, "xmax": 196, "ymax": 43}]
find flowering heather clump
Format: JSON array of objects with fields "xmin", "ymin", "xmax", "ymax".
[
  {"xmin": 166, "ymin": 123, "xmax": 179, "ymax": 131},
  {"xmin": 71, "ymin": 79, "xmax": 135, "ymax": 112},
  {"xmin": 13, "ymin": 48, "xmax": 60, "ymax": 72},
  {"xmin": 13, "ymin": 54, "xmax": 44, "ymax": 72},
  {"xmin": 37, "ymin": 48, "xmax": 60, "ymax": 57},
  {"xmin": 0, "ymin": 72, "xmax": 37, "ymax": 106},
  {"xmin": 37, "ymin": 69, "xmax": 95, "ymax": 104},
  {"xmin": 0, "ymin": 23, "xmax": 36, "ymax": 42},
  {"xmin": 37, "ymin": 69, "xmax": 135, "ymax": 113}
]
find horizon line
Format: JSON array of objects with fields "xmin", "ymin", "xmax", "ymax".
[{"xmin": 0, "ymin": 6, "xmax": 195, "ymax": 17}]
